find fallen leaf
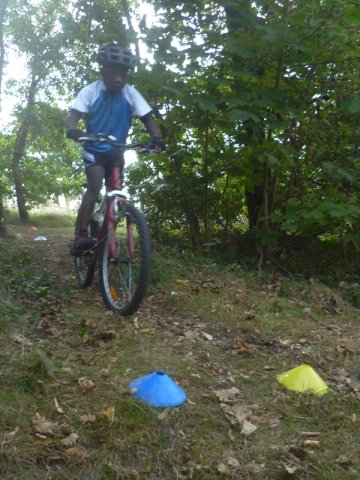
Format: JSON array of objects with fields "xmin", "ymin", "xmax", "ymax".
[
  {"xmin": 185, "ymin": 457, "xmax": 197, "ymax": 468},
  {"xmin": 221, "ymin": 403, "xmax": 253, "ymax": 424},
  {"xmin": 243, "ymin": 310, "xmax": 256, "ymax": 320},
  {"xmin": 78, "ymin": 377, "xmax": 95, "ymax": 390},
  {"xmin": 263, "ymin": 365, "xmax": 275, "ymax": 371},
  {"xmin": 217, "ymin": 463, "xmax": 230, "ymax": 474},
  {"xmin": 79, "ymin": 414, "xmax": 96, "ymax": 424},
  {"xmin": 202, "ymin": 332, "xmax": 213, "ymax": 341},
  {"xmin": 283, "ymin": 463, "xmax": 299, "ymax": 474},
  {"xmin": 214, "ymin": 387, "xmax": 240, "ymax": 402},
  {"xmin": 33, "ymin": 434, "xmax": 54, "ymax": 446},
  {"xmin": 65, "ymin": 447, "xmax": 87, "ymax": 458},
  {"xmin": 139, "ymin": 327, "xmax": 151, "ymax": 334},
  {"xmin": 175, "ymin": 279, "xmax": 189, "ymax": 285},
  {"xmin": 227, "ymin": 456, "xmax": 240, "ymax": 467},
  {"xmin": 157, "ymin": 410, "xmax": 169, "ymax": 420},
  {"xmin": 241, "ymin": 419, "xmax": 258, "ymax": 436},
  {"xmin": 231, "ymin": 339, "xmax": 255, "ymax": 354},
  {"xmin": 250, "ymin": 415, "xmax": 279, "ymax": 427},
  {"xmin": 32, "ymin": 413, "xmax": 58, "ymax": 435},
  {"xmin": 303, "ymin": 439, "xmax": 320, "ymax": 448},
  {"xmin": 61, "ymin": 432, "xmax": 79, "ymax": 446},
  {"xmin": 5, "ymin": 426, "xmax": 19, "ymax": 439},
  {"xmin": 101, "ymin": 405, "xmax": 115, "ymax": 425},
  {"xmin": 54, "ymin": 397, "xmax": 63, "ymax": 414},
  {"xmin": 12, "ymin": 334, "xmax": 32, "ymax": 346},
  {"xmin": 183, "ymin": 330, "xmax": 199, "ymax": 339},
  {"xmin": 81, "ymin": 319, "xmax": 97, "ymax": 329},
  {"xmin": 246, "ymin": 461, "xmax": 265, "ymax": 474}
]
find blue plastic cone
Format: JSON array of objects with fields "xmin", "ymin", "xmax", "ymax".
[{"xmin": 128, "ymin": 371, "xmax": 187, "ymax": 407}]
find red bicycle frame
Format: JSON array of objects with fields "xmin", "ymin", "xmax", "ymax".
[{"xmin": 98, "ymin": 159, "xmax": 134, "ymax": 262}]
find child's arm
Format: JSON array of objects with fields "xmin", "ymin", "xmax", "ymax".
[
  {"xmin": 140, "ymin": 112, "xmax": 165, "ymax": 151},
  {"xmin": 65, "ymin": 110, "xmax": 85, "ymax": 139}
]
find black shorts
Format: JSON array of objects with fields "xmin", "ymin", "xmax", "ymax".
[{"xmin": 83, "ymin": 151, "xmax": 124, "ymax": 178}]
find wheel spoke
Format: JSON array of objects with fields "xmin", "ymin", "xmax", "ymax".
[
  {"xmin": 74, "ymin": 251, "xmax": 96, "ymax": 287},
  {"xmin": 99, "ymin": 203, "xmax": 151, "ymax": 315}
]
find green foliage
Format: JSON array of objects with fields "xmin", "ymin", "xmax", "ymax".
[
  {"xmin": 0, "ymin": 240, "xmax": 70, "ymax": 324},
  {"xmin": 0, "ymin": 247, "xmax": 46, "ymax": 300},
  {"xmin": 132, "ymin": 0, "xmax": 360, "ymax": 248},
  {"xmin": 0, "ymin": 134, "xmax": 14, "ymax": 197},
  {"xmin": 2, "ymin": 0, "xmax": 359, "ymax": 250},
  {"xmin": 35, "ymin": 350, "xmax": 58, "ymax": 378}
]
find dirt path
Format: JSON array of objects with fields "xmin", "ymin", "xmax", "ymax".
[{"xmin": 2, "ymin": 231, "xmax": 360, "ymax": 479}]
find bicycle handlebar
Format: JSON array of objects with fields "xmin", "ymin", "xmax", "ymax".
[{"xmin": 78, "ymin": 133, "xmax": 154, "ymax": 152}]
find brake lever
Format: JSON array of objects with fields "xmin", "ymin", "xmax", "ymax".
[
  {"xmin": 138, "ymin": 142, "xmax": 156, "ymax": 153},
  {"xmin": 78, "ymin": 136, "xmax": 96, "ymax": 142}
]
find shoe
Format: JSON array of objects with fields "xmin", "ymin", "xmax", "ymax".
[{"xmin": 73, "ymin": 234, "xmax": 95, "ymax": 253}]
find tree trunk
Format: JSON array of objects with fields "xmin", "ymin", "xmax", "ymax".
[
  {"xmin": 203, "ymin": 125, "xmax": 209, "ymax": 243},
  {"xmin": 12, "ymin": 73, "xmax": 40, "ymax": 223},
  {"xmin": 13, "ymin": 121, "xmax": 31, "ymax": 223},
  {"xmin": 224, "ymin": 1, "xmax": 289, "ymax": 261},
  {"xmin": 121, "ymin": 0, "xmax": 140, "ymax": 59},
  {"xmin": 152, "ymin": 104, "xmax": 201, "ymax": 248},
  {"xmin": 0, "ymin": 195, "xmax": 7, "ymax": 236},
  {"xmin": 172, "ymin": 153, "xmax": 201, "ymax": 250},
  {"xmin": 0, "ymin": 1, "xmax": 9, "ymax": 236},
  {"xmin": 13, "ymin": 161, "xmax": 30, "ymax": 223},
  {"xmin": 223, "ymin": 2, "xmax": 266, "ymax": 230},
  {"xmin": 0, "ymin": 0, "xmax": 8, "ymax": 112}
]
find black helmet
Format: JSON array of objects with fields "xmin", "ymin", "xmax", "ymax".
[{"xmin": 97, "ymin": 42, "xmax": 136, "ymax": 70}]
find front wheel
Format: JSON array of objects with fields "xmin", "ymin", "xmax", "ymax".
[{"xmin": 99, "ymin": 202, "xmax": 151, "ymax": 315}]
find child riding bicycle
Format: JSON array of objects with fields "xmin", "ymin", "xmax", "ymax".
[{"xmin": 65, "ymin": 42, "xmax": 165, "ymax": 253}]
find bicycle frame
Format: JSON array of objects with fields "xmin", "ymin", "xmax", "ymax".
[
  {"xmin": 73, "ymin": 134, "xmax": 153, "ymax": 314},
  {"xmin": 95, "ymin": 155, "xmax": 131, "ymax": 261}
]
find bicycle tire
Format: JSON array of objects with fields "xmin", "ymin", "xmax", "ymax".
[
  {"xmin": 99, "ymin": 202, "xmax": 151, "ymax": 315},
  {"xmin": 73, "ymin": 214, "xmax": 96, "ymax": 288},
  {"xmin": 74, "ymin": 252, "xmax": 96, "ymax": 288}
]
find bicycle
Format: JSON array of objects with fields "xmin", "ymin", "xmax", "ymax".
[{"xmin": 70, "ymin": 134, "xmax": 152, "ymax": 316}]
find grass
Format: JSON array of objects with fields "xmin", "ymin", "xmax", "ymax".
[
  {"xmin": 4, "ymin": 206, "xmax": 76, "ymax": 225},
  {"xmin": 1, "ymin": 218, "xmax": 360, "ymax": 479}
]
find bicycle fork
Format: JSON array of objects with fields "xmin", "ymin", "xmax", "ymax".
[{"xmin": 107, "ymin": 196, "xmax": 135, "ymax": 263}]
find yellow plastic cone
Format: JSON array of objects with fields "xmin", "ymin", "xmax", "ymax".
[{"xmin": 277, "ymin": 364, "xmax": 329, "ymax": 396}]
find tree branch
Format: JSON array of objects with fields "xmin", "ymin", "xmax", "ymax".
[{"xmin": 121, "ymin": 0, "xmax": 140, "ymax": 60}]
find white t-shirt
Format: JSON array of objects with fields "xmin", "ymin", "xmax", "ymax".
[{"xmin": 70, "ymin": 80, "xmax": 152, "ymax": 154}]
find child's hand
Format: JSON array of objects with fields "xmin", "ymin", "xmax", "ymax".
[
  {"xmin": 66, "ymin": 128, "xmax": 86, "ymax": 141},
  {"xmin": 150, "ymin": 137, "xmax": 166, "ymax": 152}
]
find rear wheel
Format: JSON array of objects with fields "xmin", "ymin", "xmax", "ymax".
[
  {"xmin": 74, "ymin": 252, "xmax": 96, "ymax": 287},
  {"xmin": 73, "ymin": 212, "xmax": 96, "ymax": 287},
  {"xmin": 99, "ymin": 202, "xmax": 151, "ymax": 315}
]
